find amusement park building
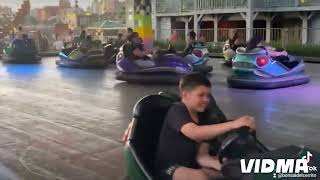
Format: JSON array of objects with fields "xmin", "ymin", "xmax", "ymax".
[{"xmin": 149, "ymin": 0, "xmax": 320, "ymax": 44}]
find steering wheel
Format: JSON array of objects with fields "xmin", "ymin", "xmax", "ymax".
[{"xmin": 217, "ymin": 127, "xmax": 266, "ymax": 164}]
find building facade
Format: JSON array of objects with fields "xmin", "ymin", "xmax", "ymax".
[{"xmin": 151, "ymin": 0, "xmax": 320, "ymax": 44}]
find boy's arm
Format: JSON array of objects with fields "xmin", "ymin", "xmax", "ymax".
[
  {"xmin": 197, "ymin": 143, "xmax": 222, "ymax": 171},
  {"xmin": 183, "ymin": 43, "xmax": 193, "ymax": 54},
  {"xmin": 181, "ymin": 115, "xmax": 255, "ymax": 143},
  {"xmin": 132, "ymin": 48, "xmax": 145, "ymax": 58}
]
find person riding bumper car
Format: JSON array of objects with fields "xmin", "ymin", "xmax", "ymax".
[
  {"xmin": 115, "ymin": 32, "xmax": 193, "ymax": 84},
  {"xmin": 222, "ymin": 30, "xmax": 246, "ymax": 67},
  {"xmin": 180, "ymin": 43, "xmax": 212, "ymax": 73},
  {"xmin": 227, "ymin": 36, "xmax": 310, "ymax": 89},
  {"xmin": 124, "ymin": 92, "xmax": 320, "ymax": 180},
  {"xmin": 181, "ymin": 32, "xmax": 212, "ymax": 73},
  {"xmin": 2, "ymin": 37, "xmax": 41, "ymax": 64},
  {"xmin": 227, "ymin": 46, "xmax": 310, "ymax": 89},
  {"xmin": 222, "ymin": 40, "xmax": 235, "ymax": 67},
  {"xmin": 115, "ymin": 47, "xmax": 193, "ymax": 84},
  {"xmin": 56, "ymin": 36, "xmax": 107, "ymax": 69},
  {"xmin": 104, "ymin": 33, "xmax": 125, "ymax": 64}
]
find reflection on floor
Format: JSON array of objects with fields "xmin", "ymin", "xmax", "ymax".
[{"xmin": 0, "ymin": 58, "xmax": 319, "ymax": 179}]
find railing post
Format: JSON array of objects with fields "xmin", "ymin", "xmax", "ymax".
[
  {"xmin": 152, "ymin": 0, "xmax": 158, "ymax": 41},
  {"xmin": 281, "ymin": 28, "xmax": 289, "ymax": 48},
  {"xmin": 266, "ymin": 17, "xmax": 271, "ymax": 43},
  {"xmin": 301, "ymin": 15, "xmax": 308, "ymax": 44},
  {"xmin": 185, "ymin": 17, "xmax": 189, "ymax": 43},
  {"xmin": 193, "ymin": 0, "xmax": 199, "ymax": 11},
  {"xmin": 213, "ymin": 15, "xmax": 222, "ymax": 43},
  {"xmin": 245, "ymin": 0, "xmax": 253, "ymax": 41},
  {"xmin": 194, "ymin": 14, "xmax": 199, "ymax": 40}
]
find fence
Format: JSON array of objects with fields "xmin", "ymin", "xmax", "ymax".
[
  {"xmin": 157, "ymin": 0, "xmax": 320, "ymax": 13},
  {"xmin": 93, "ymin": 35, "xmax": 118, "ymax": 43},
  {"xmin": 255, "ymin": 0, "xmax": 320, "ymax": 8},
  {"xmin": 158, "ymin": 0, "xmax": 248, "ymax": 13},
  {"xmin": 196, "ymin": 0, "xmax": 248, "ymax": 10},
  {"xmin": 161, "ymin": 28, "xmax": 320, "ymax": 45}
]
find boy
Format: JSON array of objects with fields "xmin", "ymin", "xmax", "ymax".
[{"xmin": 155, "ymin": 73, "xmax": 255, "ymax": 180}]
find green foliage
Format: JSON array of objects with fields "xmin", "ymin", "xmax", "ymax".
[
  {"xmin": 286, "ymin": 44, "xmax": 320, "ymax": 57},
  {"xmin": 206, "ymin": 42, "xmax": 224, "ymax": 53},
  {"xmin": 154, "ymin": 40, "xmax": 186, "ymax": 51},
  {"xmin": 155, "ymin": 40, "xmax": 320, "ymax": 57},
  {"xmin": 267, "ymin": 42, "xmax": 320, "ymax": 57}
]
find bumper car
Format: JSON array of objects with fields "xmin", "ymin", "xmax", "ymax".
[
  {"xmin": 1, "ymin": 39, "xmax": 41, "ymax": 64},
  {"xmin": 159, "ymin": 43, "xmax": 212, "ymax": 73},
  {"xmin": 227, "ymin": 46, "xmax": 310, "ymax": 89},
  {"xmin": 124, "ymin": 92, "xmax": 320, "ymax": 180},
  {"xmin": 183, "ymin": 44, "xmax": 213, "ymax": 73},
  {"xmin": 56, "ymin": 42, "xmax": 107, "ymax": 69},
  {"xmin": 115, "ymin": 48, "xmax": 193, "ymax": 84}
]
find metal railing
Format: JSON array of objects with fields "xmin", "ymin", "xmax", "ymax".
[
  {"xmin": 158, "ymin": 0, "xmax": 248, "ymax": 13},
  {"xmin": 157, "ymin": 0, "xmax": 320, "ymax": 13},
  {"xmin": 254, "ymin": 0, "xmax": 320, "ymax": 8},
  {"xmin": 170, "ymin": 28, "xmax": 288, "ymax": 43},
  {"xmin": 181, "ymin": 0, "xmax": 195, "ymax": 12},
  {"xmin": 156, "ymin": 0, "xmax": 182, "ymax": 13},
  {"xmin": 163, "ymin": 28, "xmax": 320, "ymax": 45},
  {"xmin": 196, "ymin": 0, "xmax": 248, "ymax": 10}
]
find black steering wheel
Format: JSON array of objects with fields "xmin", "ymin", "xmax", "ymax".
[{"xmin": 217, "ymin": 127, "xmax": 268, "ymax": 164}]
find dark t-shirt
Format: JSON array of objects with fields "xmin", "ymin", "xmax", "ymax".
[
  {"xmin": 155, "ymin": 98, "xmax": 228, "ymax": 173},
  {"xmin": 123, "ymin": 41, "xmax": 144, "ymax": 59},
  {"xmin": 155, "ymin": 102, "xmax": 201, "ymax": 171},
  {"xmin": 184, "ymin": 42, "xmax": 195, "ymax": 55},
  {"xmin": 183, "ymin": 41, "xmax": 205, "ymax": 55}
]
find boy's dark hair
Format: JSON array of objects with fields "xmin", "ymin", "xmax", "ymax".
[{"xmin": 179, "ymin": 73, "xmax": 211, "ymax": 91}]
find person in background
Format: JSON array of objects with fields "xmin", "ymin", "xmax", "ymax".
[
  {"xmin": 114, "ymin": 33, "xmax": 125, "ymax": 47},
  {"xmin": 125, "ymin": 28, "xmax": 134, "ymax": 41},
  {"xmin": 228, "ymin": 29, "xmax": 246, "ymax": 51},
  {"xmin": 16, "ymin": 26, "xmax": 25, "ymax": 40},
  {"xmin": 183, "ymin": 31, "xmax": 197, "ymax": 55},
  {"xmin": 170, "ymin": 30, "xmax": 178, "ymax": 43},
  {"xmin": 122, "ymin": 32, "xmax": 155, "ymax": 68},
  {"xmin": 79, "ymin": 30, "xmax": 86, "ymax": 43}
]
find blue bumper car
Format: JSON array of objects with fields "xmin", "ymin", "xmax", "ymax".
[
  {"xmin": 56, "ymin": 42, "xmax": 107, "ymax": 69},
  {"xmin": 227, "ymin": 47, "xmax": 310, "ymax": 89},
  {"xmin": 115, "ymin": 48, "xmax": 193, "ymax": 84}
]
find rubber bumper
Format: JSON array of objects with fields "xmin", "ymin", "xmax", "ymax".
[
  {"xmin": 115, "ymin": 71, "xmax": 184, "ymax": 84},
  {"xmin": 193, "ymin": 64, "xmax": 213, "ymax": 73},
  {"xmin": 227, "ymin": 73, "xmax": 310, "ymax": 89},
  {"xmin": 56, "ymin": 55, "xmax": 107, "ymax": 69},
  {"xmin": 2, "ymin": 55, "xmax": 41, "ymax": 64}
]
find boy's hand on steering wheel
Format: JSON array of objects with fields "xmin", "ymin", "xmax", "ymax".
[{"xmin": 233, "ymin": 115, "xmax": 256, "ymax": 130}]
